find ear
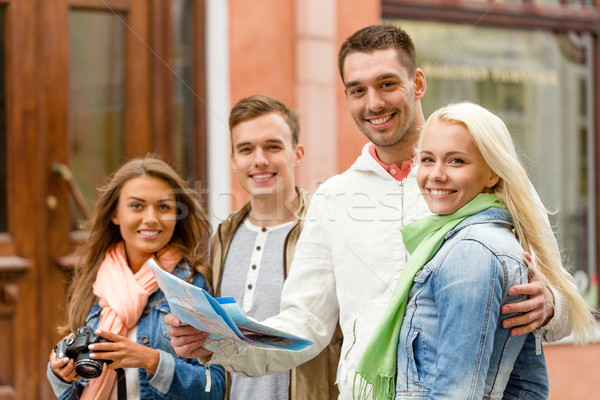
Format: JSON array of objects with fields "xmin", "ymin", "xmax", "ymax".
[
  {"xmin": 413, "ymin": 68, "xmax": 426, "ymax": 100},
  {"xmin": 486, "ymin": 171, "xmax": 500, "ymax": 188},
  {"xmin": 343, "ymin": 89, "xmax": 349, "ymax": 101},
  {"xmin": 111, "ymin": 212, "xmax": 120, "ymax": 226},
  {"xmin": 294, "ymin": 144, "xmax": 305, "ymax": 167}
]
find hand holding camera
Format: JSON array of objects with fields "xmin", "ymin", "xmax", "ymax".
[{"xmin": 53, "ymin": 326, "xmax": 112, "ymax": 379}]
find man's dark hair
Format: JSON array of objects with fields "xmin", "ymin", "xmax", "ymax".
[
  {"xmin": 338, "ymin": 24, "xmax": 417, "ymax": 82},
  {"xmin": 229, "ymin": 95, "xmax": 300, "ymax": 146}
]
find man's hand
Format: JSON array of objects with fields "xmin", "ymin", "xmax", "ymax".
[
  {"xmin": 164, "ymin": 314, "xmax": 214, "ymax": 359},
  {"xmin": 501, "ymin": 252, "xmax": 555, "ymax": 336}
]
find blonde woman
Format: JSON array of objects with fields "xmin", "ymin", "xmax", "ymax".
[{"xmin": 356, "ymin": 102, "xmax": 596, "ymax": 399}]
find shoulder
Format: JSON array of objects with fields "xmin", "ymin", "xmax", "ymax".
[{"xmin": 172, "ymin": 261, "xmax": 208, "ymax": 288}]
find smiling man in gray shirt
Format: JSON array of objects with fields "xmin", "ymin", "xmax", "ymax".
[{"xmin": 208, "ymin": 95, "xmax": 341, "ymax": 400}]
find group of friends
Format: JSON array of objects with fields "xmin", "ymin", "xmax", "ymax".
[{"xmin": 47, "ymin": 24, "xmax": 597, "ymax": 400}]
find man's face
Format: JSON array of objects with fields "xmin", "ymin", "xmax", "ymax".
[
  {"xmin": 231, "ymin": 112, "xmax": 304, "ymax": 200},
  {"xmin": 343, "ymin": 48, "xmax": 423, "ymax": 150}
]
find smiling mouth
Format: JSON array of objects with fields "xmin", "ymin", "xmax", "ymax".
[
  {"xmin": 367, "ymin": 113, "xmax": 395, "ymax": 128},
  {"xmin": 429, "ymin": 189, "xmax": 456, "ymax": 196},
  {"xmin": 139, "ymin": 230, "xmax": 161, "ymax": 238},
  {"xmin": 252, "ymin": 173, "xmax": 276, "ymax": 179}
]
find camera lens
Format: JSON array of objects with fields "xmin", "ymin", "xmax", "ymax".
[{"xmin": 75, "ymin": 359, "xmax": 104, "ymax": 379}]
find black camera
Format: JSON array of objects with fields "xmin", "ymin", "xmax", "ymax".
[{"xmin": 54, "ymin": 326, "xmax": 112, "ymax": 379}]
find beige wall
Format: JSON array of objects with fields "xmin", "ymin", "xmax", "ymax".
[{"xmin": 228, "ymin": 0, "xmax": 380, "ymax": 204}]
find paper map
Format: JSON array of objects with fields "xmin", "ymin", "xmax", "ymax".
[{"xmin": 148, "ymin": 259, "xmax": 314, "ymax": 356}]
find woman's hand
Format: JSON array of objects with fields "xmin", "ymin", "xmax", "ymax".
[
  {"xmin": 49, "ymin": 339, "xmax": 81, "ymax": 383},
  {"xmin": 88, "ymin": 330, "xmax": 160, "ymax": 375}
]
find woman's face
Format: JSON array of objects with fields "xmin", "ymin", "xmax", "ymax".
[
  {"xmin": 111, "ymin": 175, "xmax": 177, "ymax": 267},
  {"xmin": 417, "ymin": 120, "xmax": 499, "ymax": 215}
]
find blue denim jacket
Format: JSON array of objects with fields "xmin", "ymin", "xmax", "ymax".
[
  {"xmin": 47, "ymin": 262, "xmax": 225, "ymax": 400},
  {"xmin": 395, "ymin": 208, "xmax": 549, "ymax": 400}
]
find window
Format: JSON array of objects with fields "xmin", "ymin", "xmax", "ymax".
[
  {"xmin": 0, "ymin": 6, "xmax": 6, "ymax": 233},
  {"xmin": 173, "ymin": 0, "xmax": 197, "ymax": 183},
  {"xmin": 69, "ymin": 10, "xmax": 125, "ymax": 227},
  {"xmin": 386, "ymin": 18, "xmax": 597, "ymax": 306}
]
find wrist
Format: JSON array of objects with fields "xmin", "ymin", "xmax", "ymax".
[{"xmin": 144, "ymin": 349, "xmax": 160, "ymax": 375}]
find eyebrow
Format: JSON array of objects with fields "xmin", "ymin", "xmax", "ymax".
[
  {"xmin": 235, "ymin": 138, "xmax": 285, "ymax": 149},
  {"xmin": 344, "ymin": 73, "xmax": 400, "ymax": 90},
  {"xmin": 420, "ymin": 150, "xmax": 470, "ymax": 158},
  {"xmin": 126, "ymin": 196, "xmax": 175, "ymax": 203}
]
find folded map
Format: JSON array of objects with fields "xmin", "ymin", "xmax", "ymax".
[{"xmin": 148, "ymin": 259, "xmax": 314, "ymax": 356}]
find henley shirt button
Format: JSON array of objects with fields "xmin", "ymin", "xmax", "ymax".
[
  {"xmin": 252, "ymin": 264, "xmax": 257, "ymax": 270},
  {"xmin": 261, "ymin": 227, "xmax": 267, "ymax": 232},
  {"xmin": 140, "ymin": 336, "xmax": 149, "ymax": 344},
  {"xmin": 256, "ymin": 245, "xmax": 261, "ymax": 251},
  {"xmin": 247, "ymin": 284, "xmax": 253, "ymax": 289},
  {"xmin": 390, "ymin": 168, "xmax": 397, "ymax": 174}
]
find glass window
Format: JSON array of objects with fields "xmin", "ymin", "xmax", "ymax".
[
  {"xmin": 0, "ymin": 6, "xmax": 6, "ymax": 233},
  {"xmin": 69, "ymin": 10, "xmax": 125, "ymax": 228},
  {"xmin": 387, "ymin": 19, "xmax": 596, "ymax": 305},
  {"xmin": 173, "ymin": 0, "xmax": 196, "ymax": 183}
]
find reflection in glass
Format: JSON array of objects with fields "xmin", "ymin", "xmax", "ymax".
[
  {"xmin": 173, "ymin": 0, "xmax": 196, "ymax": 184},
  {"xmin": 0, "ymin": 7, "xmax": 5, "ymax": 232},
  {"xmin": 69, "ymin": 10, "xmax": 125, "ymax": 228},
  {"xmin": 387, "ymin": 19, "xmax": 596, "ymax": 305}
]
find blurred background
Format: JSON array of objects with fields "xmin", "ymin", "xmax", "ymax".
[{"xmin": 0, "ymin": 0, "xmax": 598, "ymax": 398}]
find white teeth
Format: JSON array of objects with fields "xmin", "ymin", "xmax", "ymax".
[
  {"xmin": 253, "ymin": 174, "xmax": 274, "ymax": 179},
  {"xmin": 370, "ymin": 115, "xmax": 392, "ymax": 125},
  {"xmin": 430, "ymin": 189, "xmax": 453, "ymax": 196},
  {"xmin": 139, "ymin": 230, "xmax": 159, "ymax": 237}
]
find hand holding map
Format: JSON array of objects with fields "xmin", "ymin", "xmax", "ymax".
[{"xmin": 148, "ymin": 259, "xmax": 313, "ymax": 356}]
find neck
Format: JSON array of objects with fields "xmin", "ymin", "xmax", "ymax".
[
  {"xmin": 124, "ymin": 249, "xmax": 148, "ymax": 274},
  {"xmin": 248, "ymin": 189, "xmax": 299, "ymax": 227},
  {"xmin": 375, "ymin": 106, "xmax": 426, "ymax": 165}
]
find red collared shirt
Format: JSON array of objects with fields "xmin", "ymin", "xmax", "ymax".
[{"xmin": 368, "ymin": 143, "xmax": 413, "ymax": 181}]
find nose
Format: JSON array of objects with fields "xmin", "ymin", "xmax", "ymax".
[
  {"xmin": 253, "ymin": 148, "xmax": 268, "ymax": 166},
  {"xmin": 143, "ymin": 207, "xmax": 159, "ymax": 224},
  {"xmin": 366, "ymin": 90, "xmax": 385, "ymax": 113},
  {"xmin": 429, "ymin": 162, "xmax": 447, "ymax": 182}
]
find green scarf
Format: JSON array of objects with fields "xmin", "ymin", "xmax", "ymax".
[{"xmin": 353, "ymin": 193, "xmax": 506, "ymax": 400}]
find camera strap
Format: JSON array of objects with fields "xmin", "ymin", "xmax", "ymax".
[{"xmin": 115, "ymin": 368, "xmax": 127, "ymax": 400}]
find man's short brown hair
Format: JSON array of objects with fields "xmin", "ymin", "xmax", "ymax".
[
  {"xmin": 229, "ymin": 95, "xmax": 300, "ymax": 146},
  {"xmin": 338, "ymin": 24, "xmax": 417, "ymax": 83}
]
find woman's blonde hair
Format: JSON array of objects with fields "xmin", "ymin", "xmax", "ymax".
[
  {"xmin": 418, "ymin": 102, "xmax": 596, "ymax": 343},
  {"xmin": 63, "ymin": 155, "xmax": 212, "ymax": 333}
]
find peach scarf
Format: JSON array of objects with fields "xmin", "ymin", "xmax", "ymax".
[{"xmin": 81, "ymin": 241, "xmax": 181, "ymax": 400}]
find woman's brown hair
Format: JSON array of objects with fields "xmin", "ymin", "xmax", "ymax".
[{"xmin": 63, "ymin": 155, "xmax": 212, "ymax": 333}]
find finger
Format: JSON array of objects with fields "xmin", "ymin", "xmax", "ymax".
[
  {"xmin": 170, "ymin": 330, "xmax": 209, "ymax": 347},
  {"xmin": 509, "ymin": 321, "xmax": 538, "ymax": 336},
  {"xmin": 507, "ymin": 282, "xmax": 543, "ymax": 297},
  {"xmin": 502, "ymin": 309, "xmax": 540, "ymax": 329},
  {"xmin": 89, "ymin": 350, "xmax": 117, "ymax": 362},
  {"xmin": 95, "ymin": 330, "xmax": 123, "ymax": 341},
  {"xmin": 172, "ymin": 337, "xmax": 209, "ymax": 357},
  {"xmin": 164, "ymin": 313, "xmax": 181, "ymax": 327},
  {"xmin": 50, "ymin": 356, "xmax": 70, "ymax": 371},
  {"xmin": 522, "ymin": 251, "xmax": 532, "ymax": 264}
]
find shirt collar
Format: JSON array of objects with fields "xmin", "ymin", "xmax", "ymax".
[{"xmin": 368, "ymin": 143, "xmax": 413, "ymax": 181}]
